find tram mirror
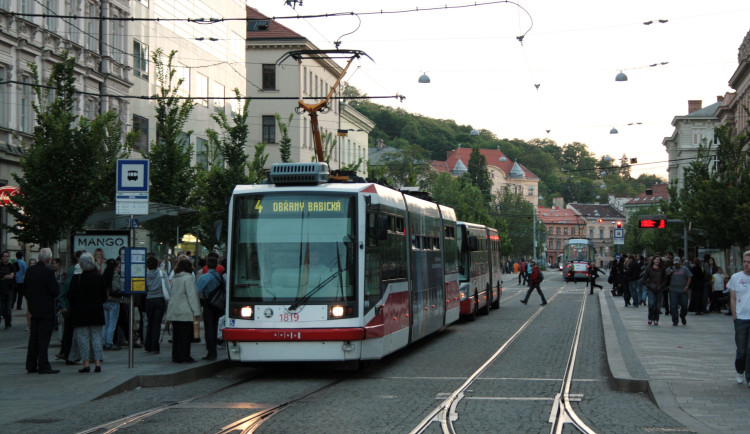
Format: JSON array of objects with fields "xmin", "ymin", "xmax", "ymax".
[
  {"xmin": 375, "ymin": 215, "xmax": 388, "ymax": 240},
  {"xmin": 209, "ymin": 220, "xmax": 223, "ymax": 246},
  {"xmin": 467, "ymin": 236, "xmax": 478, "ymax": 251}
]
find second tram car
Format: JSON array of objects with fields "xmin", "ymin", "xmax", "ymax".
[
  {"xmin": 221, "ymin": 163, "xmax": 463, "ymax": 362},
  {"xmin": 562, "ymin": 238, "xmax": 595, "ymax": 282},
  {"xmin": 456, "ymin": 222, "xmax": 503, "ymax": 319}
]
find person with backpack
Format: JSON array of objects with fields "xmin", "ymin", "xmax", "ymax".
[
  {"xmin": 196, "ymin": 254, "xmax": 224, "ymax": 361},
  {"xmin": 520, "ymin": 261, "xmax": 547, "ymax": 306}
]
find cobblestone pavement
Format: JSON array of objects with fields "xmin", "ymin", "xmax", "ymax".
[{"xmin": 4, "ymin": 272, "xmax": 739, "ymax": 433}]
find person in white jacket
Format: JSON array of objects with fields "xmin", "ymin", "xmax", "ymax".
[{"xmin": 165, "ymin": 258, "xmax": 201, "ymax": 363}]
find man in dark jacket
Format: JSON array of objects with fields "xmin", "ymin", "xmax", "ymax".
[
  {"xmin": 25, "ymin": 248, "xmax": 60, "ymax": 374},
  {"xmin": 0, "ymin": 250, "xmax": 15, "ymax": 329},
  {"xmin": 196, "ymin": 254, "xmax": 223, "ymax": 361}
]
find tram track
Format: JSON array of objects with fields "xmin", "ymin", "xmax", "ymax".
[{"xmin": 410, "ymin": 282, "xmax": 595, "ymax": 434}]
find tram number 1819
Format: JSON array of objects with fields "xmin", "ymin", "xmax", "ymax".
[{"xmin": 279, "ymin": 313, "xmax": 300, "ymax": 322}]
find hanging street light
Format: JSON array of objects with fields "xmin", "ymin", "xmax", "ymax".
[{"xmin": 418, "ymin": 72, "xmax": 431, "ymax": 83}]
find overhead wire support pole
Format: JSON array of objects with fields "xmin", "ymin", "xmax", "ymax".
[{"xmin": 277, "ymin": 49, "xmax": 373, "ymax": 164}]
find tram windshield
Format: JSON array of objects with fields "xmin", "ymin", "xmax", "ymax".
[
  {"xmin": 230, "ymin": 193, "xmax": 356, "ymax": 304},
  {"xmin": 563, "ymin": 242, "xmax": 594, "ymax": 263}
]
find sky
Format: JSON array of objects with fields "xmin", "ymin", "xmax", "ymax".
[{"xmin": 253, "ymin": 0, "xmax": 750, "ymax": 179}]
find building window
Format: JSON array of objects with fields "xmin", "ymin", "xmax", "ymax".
[
  {"xmin": 87, "ymin": 4, "xmax": 98, "ymax": 51},
  {"xmin": 247, "ymin": 19, "xmax": 270, "ymax": 31},
  {"xmin": 45, "ymin": 0, "xmax": 58, "ymax": 33},
  {"xmin": 262, "ymin": 115, "xmax": 276, "ymax": 143},
  {"xmin": 133, "ymin": 40, "xmax": 148, "ymax": 79},
  {"xmin": 262, "ymin": 64, "xmax": 276, "ymax": 90},
  {"xmin": 174, "ymin": 65, "xmax": 189, "ymax": 98},
  {"xmin": 213, "ymin": 82, "xmax": 225, "ymax": 114},
  {"xmin": 0, "ymin": 66, "xmax": 5, "ymax": 128},
  {"xmin": 303, "ymin": 67, "xmax": 307, "ymax": 94},
  {"xmin": 132, "ymin": 114, "xmax": 148, "ymax": 152},
  {"xmin": 196, "ymin": 73, "xmax": 208, "ymax": 106},
  {"xmin": 599, "ymin": 229, "xmax": 604, "ymax": 239},
  {"xmin": 556, "ymin": 227, "xmax": 560, "ymax": 235},
  {"xmin": 20, "ymin": 75, "xmax": 33, "ymax": 133},
  {"xmin": 563, "ymin": 227, "xmax": 568, "ymax": 235},
  {"xmin": 196, "ymin": 137, "xmax": 209, "ymax": 170},
  {"xmin": 589, "ymin": 229, "xmax": 594, "ymax": 238}
]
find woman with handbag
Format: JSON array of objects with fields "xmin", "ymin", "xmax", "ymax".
[
  {"xmin": 144, "ymin": 255, "xmax": 171, "ymax": 354},
  {"xmin": 165, "ymin": 258, "xmax": 201, "ymax": 363},
  {"xmin": 68, "ymin": 253, "xmax": 107, "ymax": 372}
]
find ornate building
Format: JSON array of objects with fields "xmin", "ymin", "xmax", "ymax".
[{"xmin": 431, "ymin": 147, "xmax": 539, "ymax": 205}]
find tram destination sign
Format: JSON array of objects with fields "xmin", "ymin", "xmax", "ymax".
[{"xmin": 250, "ymin": 196, "xmax": 348, "ymax": 217}]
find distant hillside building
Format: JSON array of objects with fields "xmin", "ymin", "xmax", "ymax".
[
  {"xmin": 431, "ymin": 147, "xmax": 539, "ymax": 205},
  {"xmin": 566, "ymin": 203, "xmax": 625, "ymax": 266}
]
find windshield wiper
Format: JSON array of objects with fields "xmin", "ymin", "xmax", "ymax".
[{"xmin": 288, "ymin": 268, "xmax": 345, "ymax": 311}]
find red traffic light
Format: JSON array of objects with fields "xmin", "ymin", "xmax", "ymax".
[
  {"xmin": 616, "ymin": 221, "xmax": 622, "ymax": 228},
  {"xmin": 597, "ymin": 218, "xmax": 603, "ymax": 223},
  {"xmin": 639, "ymin": 219, "xmax": 666, "ymax": 229}
]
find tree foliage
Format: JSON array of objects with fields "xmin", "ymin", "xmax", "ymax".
[
  {"xmin": 192, "ymin": 90, "xmax": 260, "ymax": 247},
  {"xmin": 671, "ymin": 114, "xmax": 750, "ymax": 257},
  {"xmin": 7, "ymin": 52, "xmax": 131, "ymax": 247},
  {"xmin": 275, "ymin": 113, "xmax": 293, "ymax": 163},
  {"xmin": 466, "ymin": 146, "xmax": 492, "ymax": 200},
  {"xmin": 141, "ymin": 48, "xmax": 196, "ymax": 247}
]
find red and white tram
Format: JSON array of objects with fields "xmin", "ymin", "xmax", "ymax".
[
  {"xmin": 221, "ymin": 163, "xmax": 461, "ymax": 362},
  {"xmin": 456, "ymin": 222, "xmax": 503, "ymax": 319}
]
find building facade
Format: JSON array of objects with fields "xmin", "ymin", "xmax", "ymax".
[
  {"xmin": 716, "ymin": 28, "xmax": 750, "ymax": 136},
  {"xmin": 662, "ymin": 99, "xmax": 722, "ymax": 190},
  {"xmin": 623, "ymin": 183, "xmax": 669, "ymax": 221},
  {"xmin": 537, "ymin": 207, "xmax": 586, "ymax": 267},
  {"xmin": 0, "ymin": 0, "xmax": 134, "ymax": 253},
  {"xmin": 245, "ymin": 7, "xmax": 372, "ymax": 177},
  {"xmin": 566, "ymin": 203, "xmax": 625, "ymax": 267}
]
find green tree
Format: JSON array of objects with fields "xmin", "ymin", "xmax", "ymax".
[
  {"xmin": 430, "ymin": 173, "xmax": 491, "ymax": 225},
  {"xmin": 368, "ymin": 144, "xmax": 432, "ymax": 189},
  {"xmin": 193, "ymin": 90, "xmax": 258, "ymax": 246},
  {"xmin": 623, "ymin": 206, "xmax": 674, "ymax": 255},
  {"xmin": 494, "ymin": 192, "xmax": 538, "ymax": 259},
  {"xmin": 466, "ymin": 146, "xmax": 492, "ymax": 200},
  {"xmin": 275, "ymin": 113, "xmax": 293, "ymax": 163},
  {"xmin": 7, "ymin": 52, "xmax": 131, "ymax": 247},
  {"xmin": 141, "ymin": 48, "xmax": 196, "ymax": 247},
  {"xmin": 673, "ymin": 117, "xmax": 750, "ymax": 260}
]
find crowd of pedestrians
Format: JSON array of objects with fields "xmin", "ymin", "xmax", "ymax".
[{"xmin": 2, "ymin": 247, "xmax": 228, "ymax": 375}]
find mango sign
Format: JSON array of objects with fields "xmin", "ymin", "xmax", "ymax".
[{"xmin": 0, "ymin": 186, "xmax": 20, "ymax": 207}]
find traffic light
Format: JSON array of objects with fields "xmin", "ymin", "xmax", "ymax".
[
  {"xmin": 616, "ymin": 221, "xmax": 622, "ymax": 228},
  {"xmin": 597, "ymin": 218, "xmax": 603, "ymax": 223}
]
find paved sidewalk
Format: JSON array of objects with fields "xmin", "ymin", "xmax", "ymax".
[
  {"xmin": 0, "ymin": 306, "xmax": 229, "ymax": 425},
  {"xmin": 598, "ymin": 287, "xmax": 747, "ymax": 433}
]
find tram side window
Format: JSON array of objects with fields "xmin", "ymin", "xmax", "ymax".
[{"xmin": 443, "ymin": 225, "xmax": 457, "ymax": 274}]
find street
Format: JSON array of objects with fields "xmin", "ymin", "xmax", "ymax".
[{"xmin": 3, "ymin": 272, "xmax": 689, "ymax": 433}]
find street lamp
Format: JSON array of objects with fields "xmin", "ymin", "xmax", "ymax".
[{"xmin": 418, "ymin": 72, "xmax": 431, "ymax": 83}]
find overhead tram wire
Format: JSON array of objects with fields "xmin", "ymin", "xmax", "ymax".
[
  {"xmin": 4, "ymin": 0, "xmax": 534, "ymax": 41},
  {"xmin": 0, "ymin": 79, "xmax": 403, "ymax": 102}
]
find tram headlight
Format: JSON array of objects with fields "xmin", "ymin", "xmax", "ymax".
[
  {"xmin": 240, "ymin": 306, "xmax": 253, "ymax": 319},
  {"xmin": 459, "ymin": 291, "xmax": 467, "ymax": 301},
  {"xmin": 331, "ymin": 305, "xmax": 345, "ymax": 318},
  {"xmin": 328, "ymin": 305, "xmax": 354, "ymax": 319}
]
